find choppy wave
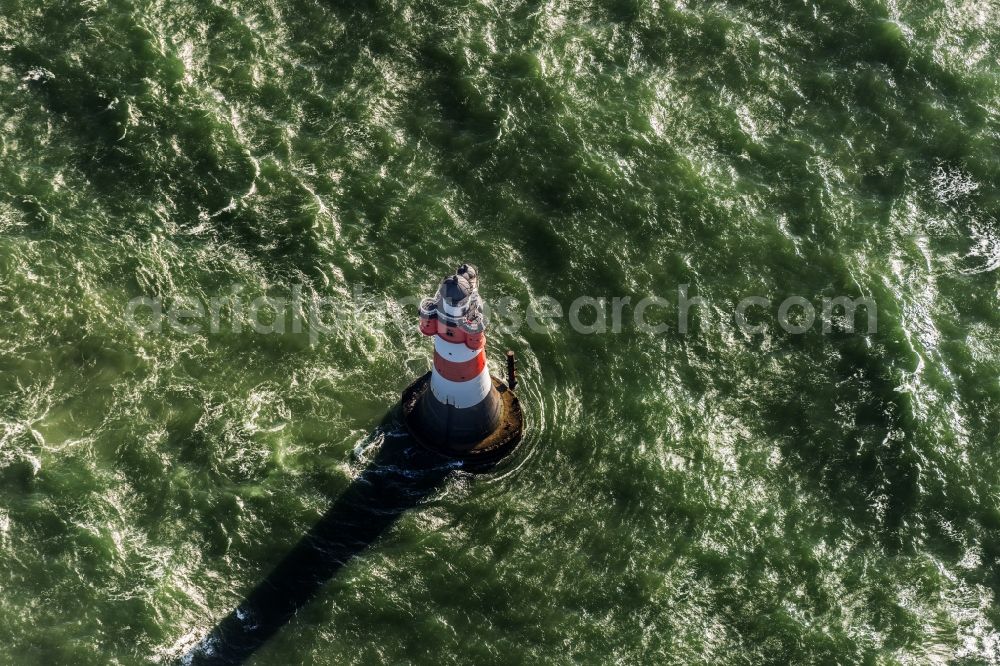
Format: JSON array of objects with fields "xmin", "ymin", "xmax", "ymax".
[{"xmin": 1, "ymin": 0, "xmax": 999, "ymax": 663}]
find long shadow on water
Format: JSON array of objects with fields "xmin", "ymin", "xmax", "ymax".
[{"xmin": 185, "ymin": 424, "xmax": 455, "ymax": 665}]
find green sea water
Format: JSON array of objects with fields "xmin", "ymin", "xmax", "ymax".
[{"xmin": 2, "ymin": 0, "xmax": 1000, "ymax": 663}]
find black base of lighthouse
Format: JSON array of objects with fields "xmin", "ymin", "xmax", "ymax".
[
  {"xmin": 402, "ymin": 372, "xmax": 523, "ymax": 469},
  {"xmin": 416, "ymin": 382, "xmax": 502, "ymax": 446}
]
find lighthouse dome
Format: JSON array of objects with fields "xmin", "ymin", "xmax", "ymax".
[{"xmin": 440, "ymin": 274, "xmax": 473, "ymax": 306}]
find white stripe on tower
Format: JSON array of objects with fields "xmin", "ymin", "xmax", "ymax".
[
  {"xmin": 430, "ymin": 368, "xmax": 493, "ymax": 408},
  {"xmin": 434, "ymin": 337, "xmax": 481, "ymax": 362}
]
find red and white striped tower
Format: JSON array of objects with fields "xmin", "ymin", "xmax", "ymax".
[{"xmin": 402, "ymin": 264, "xmax": 522, "ymax": 464}]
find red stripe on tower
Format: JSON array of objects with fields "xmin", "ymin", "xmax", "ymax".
[{"xmin": 433, "ymin": 349, "xmax": 486, "ymax": 382}]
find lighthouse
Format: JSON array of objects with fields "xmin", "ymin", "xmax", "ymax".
[{"xmin": 402, "ymin": 264, "xmax": 522, "ymax": 467}]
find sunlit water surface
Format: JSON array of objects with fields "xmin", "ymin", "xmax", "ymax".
[{"xmin": 1, "ymin": 0, "xmax": 999, "ymax": 663}]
